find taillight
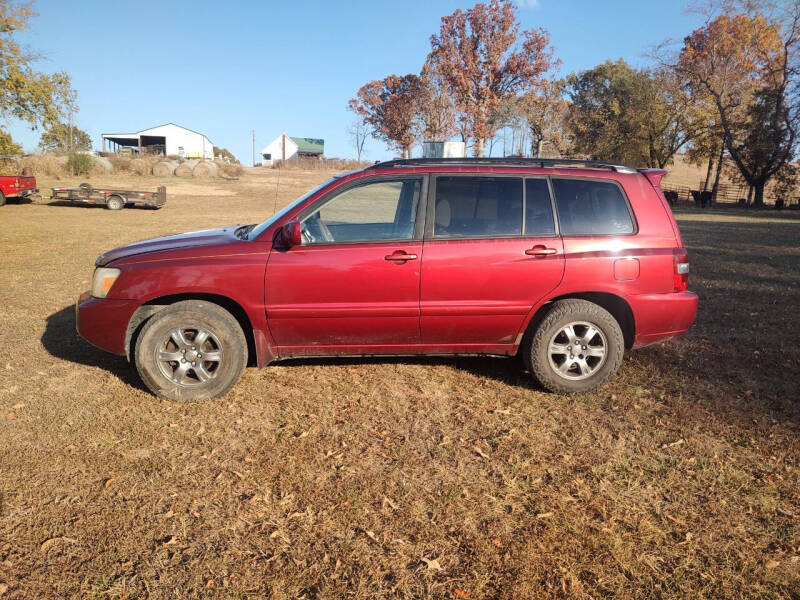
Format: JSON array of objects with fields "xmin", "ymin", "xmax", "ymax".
[{"xmin": 673, "ymin": 248, "xmax": 689, "ymax": 291}]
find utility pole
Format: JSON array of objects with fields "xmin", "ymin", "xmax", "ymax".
[{"xmin": 252, "ymin": 130, "xmax": 256, "ymax": 167}]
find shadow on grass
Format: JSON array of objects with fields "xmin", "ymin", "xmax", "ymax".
[
  {"xmin": 2, "ymin": 196, "xmax": 35, "ymax": 205},
  {"xmin": 41, "ymin": 305, "xmax": 149, "ymax": 393},
  {"xmin": 276, "ymin": 353, "xmax": 539, "ymax": 389}
]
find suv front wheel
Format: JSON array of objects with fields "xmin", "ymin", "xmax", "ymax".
[
  {"xmin": 134, "ymin": 300, "xmax": 247, "ymax": 401},
  {"xmin": 524, "ymin": 299, "xmax": 624, "ymax": 394}
]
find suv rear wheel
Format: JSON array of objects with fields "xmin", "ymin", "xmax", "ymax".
[
  {"xmin": 523, "ymin": 299, "xmax": 624, "ymax": 393},
  {"xmin": 134, "ymin": 300, "xmax": 247, "ymax": 401}
]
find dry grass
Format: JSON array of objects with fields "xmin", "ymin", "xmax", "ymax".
[{"xmin": 1, "ymin": 167, "xmax": 799, "ymax": 599}]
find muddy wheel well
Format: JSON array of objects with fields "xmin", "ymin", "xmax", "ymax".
[
  {"xmin": 126, "ymin": 293, "xmax": 257, "ymax": 366},
  {"xmin": 526, "ymin": 292, "xmax": 635, "ymax": 349}
]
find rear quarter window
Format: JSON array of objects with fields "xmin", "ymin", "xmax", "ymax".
[{"xmin": 552, "ymin": 178, "xmax": 635, "ymax": 235}]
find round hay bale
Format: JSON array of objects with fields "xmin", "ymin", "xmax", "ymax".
[
  {"xmin": 129, "ymin": 158, "xmax": 150, "ymax": 176},
  {"xmin": 174, "ymin": 160, "xmax": 198, "ymax": 177},
  {"xmin": 192, "ymin": 161, "xmax": 219, "ymax": 178},
  {"xmin": 91, "ymin": 155, "xmax": 113, "ymax": 171},
  {"xmin": 152, "ymin": 160, "xmax": 179, "ymax": 176}
]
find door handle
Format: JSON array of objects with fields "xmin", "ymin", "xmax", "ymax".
[
  {"xmin": 525, "ymin": 245, "xmax": 557, "ymax": 256},
  {"xmin": 385, "ymin": 251, "xmax": 418, "ymax": 262}
]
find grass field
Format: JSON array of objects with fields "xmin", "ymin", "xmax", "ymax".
[{"xmin": 1, "ymin": 167, "xmax": 799, "ymax": 599}]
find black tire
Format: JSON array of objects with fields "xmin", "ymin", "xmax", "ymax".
[
  {"xmin": 134, "ymin": 300, "xmax": 247, "ymax": 401},
  {"xmin": 522, "ymin": 299, "xmax": 624, "ymax": 394},
  {"xmin": 106, "ymin": 195, "xmax": 124, "ymax": 210},
  {"xmin": 0, "ymin": 191, "xmax": 5, "ymax": 207}
]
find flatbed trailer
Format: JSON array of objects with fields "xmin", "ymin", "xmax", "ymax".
[{"xmin": 50, "ymin": 183, "xmax": 166, "ymax": 210}]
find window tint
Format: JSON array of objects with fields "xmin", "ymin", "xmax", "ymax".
[
  {"xmin": 525, "ymin": 179, "xmax": 556, "ymax": 236},
  {"xmin": 552, "ymin": 178, "xmax": 634, "ymax": 235},
  {"xmin": 434, "ymin": 177, "xmax": 522, "ymax": 238},
  {"xmin": 301, "ymin": 179, "xmax": 420, "ymax": 244}
]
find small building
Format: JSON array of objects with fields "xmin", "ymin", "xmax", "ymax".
[
  {"xmin": 261, "ymin": 133, "xmax": 324, "ymax": 166},
  {"xmin": 422, "ymin": 141, "xmax": 466, "ymax": 159},
  {"xmin": 101, "ymin": 123, "xmax": 213, "ymax": 160}
]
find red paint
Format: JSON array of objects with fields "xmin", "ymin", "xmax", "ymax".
[
  {"xmin": 0, "ymin": 174, "xmax": 36, "ymax": 200},
  {"xmin": 76, "ymin": 163, "xmax": 698, "ymax": 368},
  {"xmin": 613, "ymin": 258, "xmax": 640, "ymax": 281}
]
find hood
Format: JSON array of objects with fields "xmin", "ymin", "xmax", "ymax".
[{"xmin": 96, "ymin": 226, "xmax": 245, "ymax": 266}]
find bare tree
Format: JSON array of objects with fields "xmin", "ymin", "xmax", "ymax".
[{"xmin": 347, "ymin": 119, "xmax": 368, "ymax": 163}]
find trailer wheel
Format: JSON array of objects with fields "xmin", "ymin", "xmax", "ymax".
[
  {"xmin": 106, "ymin": 195, "xmax": 124, "ymax": 210},
  {"xmin": 0, "ymin": 191, "xmax": 5, "ymax": 207}
]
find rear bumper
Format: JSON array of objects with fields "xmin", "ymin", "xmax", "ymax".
[
  {"xmin": 629, "ymin": 291, "xmax": 698, "ymax": 348},
  {"xmin": 76, "ymin": 292, "xmax": 139, "ymax": 356},
  {"xmin": 6, "ymin": 188, "xmax": 37, "ymax": 198}
]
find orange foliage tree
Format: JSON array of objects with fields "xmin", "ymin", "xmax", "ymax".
[
  {"xmin": 679, "ymin": 11, "xmax": 799, "ymax": 205},
  {"xmin": 348, "ymin": 74, "xmax": 422, "ymax": 159},
  {"xmin": 430, "ymin": 0, "xmax": 557, "ymax": 157}
]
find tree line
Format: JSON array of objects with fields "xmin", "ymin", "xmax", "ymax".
[{"xmin": 349, "ymin": 0, "xmax": 800, "ymax": 206}]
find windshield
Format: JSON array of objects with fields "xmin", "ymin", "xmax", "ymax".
[{"xmin": 247, "ymin": 178, "xmax": 336, "ymax": 241}]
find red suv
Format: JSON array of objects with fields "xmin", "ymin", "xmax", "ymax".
[{"xmin": 76, "ymin": 158, "xmax": 697, "ymax": 400}]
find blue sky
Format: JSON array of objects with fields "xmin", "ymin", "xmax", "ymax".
[{"xmin": 7, "ymin": 0, "xmax": 704, "ymax": 163}]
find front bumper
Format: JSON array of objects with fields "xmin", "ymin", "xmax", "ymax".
[
  {"xmin": 629, "ymin": 291, "xmax": 698, "ymax": 348},
  {"xmin": 76, "ymin": 291, "xmax": 139, "ymax": 356}
]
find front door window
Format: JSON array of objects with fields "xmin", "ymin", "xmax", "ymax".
[{"xmin": 301, "ymin": 179, "xmax": 421, "ymax": 244}]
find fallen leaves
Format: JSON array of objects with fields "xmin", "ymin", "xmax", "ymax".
[
  {"xmin": 473, "ymin": 446, "xmax": 490, "ymax": 459},
  {"xmin": 421, "ymin": 557, "xmax": 443, "ymax": 572},
  {"xmin": 40, "ymin": 536, "xmax": 76, "ymax": 552},
  {"xmin": 662, "ymin": 439, "xmax": 686, "ymax": 449}
]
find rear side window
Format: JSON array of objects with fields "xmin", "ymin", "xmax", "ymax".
[
  {"xmin": 525, "ymin": 178, "xmax": 556, "ymax": 236},
  {"xmin": 434, "ymin": 176, "xmax": 522, "ymax": 238},
  {"xmin": 552, "ymin": 178, "xmax": 634, "ymax": 235}
]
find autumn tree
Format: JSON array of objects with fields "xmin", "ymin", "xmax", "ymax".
[
  {"xmin": 518, "ymin": 78, "xmax": 569, "ymax": 157},
  {"xmin": 565, "ymin": 59, "xmax": 699, "ymax": 167},
  {"xmin": 1, "ymin": 1, "xmax": 76, "ymax": 130},
  {"xmin": 416, "ymin": 53, "xmax": 456, "ymax": 143},
  {"xmin": 678, "ymin": 10, "xmax": 799, "ymax": 206},
  {"xmin": 39, "ymin": 121, "xmax": 91, "ymax": 152},
  {"xmin": 0, "ymin": 128, "xmax": 21, "ymax": 154},
  {"xmin": 430, "ymin": 0, "xmax": 557, "ymax": 157},
  {"xmin": 349, "ymin": 74, "xmax": 422, "ymax": 158}
]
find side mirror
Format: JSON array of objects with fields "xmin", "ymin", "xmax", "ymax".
[{"xmin": 281, "ymin": 220, "xmax": 302, "ymax": 247}]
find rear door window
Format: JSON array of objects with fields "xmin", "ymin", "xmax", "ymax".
[
  {"xmin": 551, "ymin": 178, "xmax": 634, "ymax": 235},
  {"xmin": 434, "ymin": 176, "xmax": 523, "ymax": 238}
]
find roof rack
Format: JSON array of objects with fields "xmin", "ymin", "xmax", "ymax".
[{"xmin": 367, "ymin": 157, "xmax": 638, "ymax": 174}]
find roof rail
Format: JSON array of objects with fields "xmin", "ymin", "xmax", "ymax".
[{"xmin": 367, "ymin": 157, "xmax": 638, "ymax": 173}]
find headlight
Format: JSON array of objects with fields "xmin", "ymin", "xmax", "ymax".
[{"xmin": 91, "ymin": 267, "xmax": 121, "ymax": 298}]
